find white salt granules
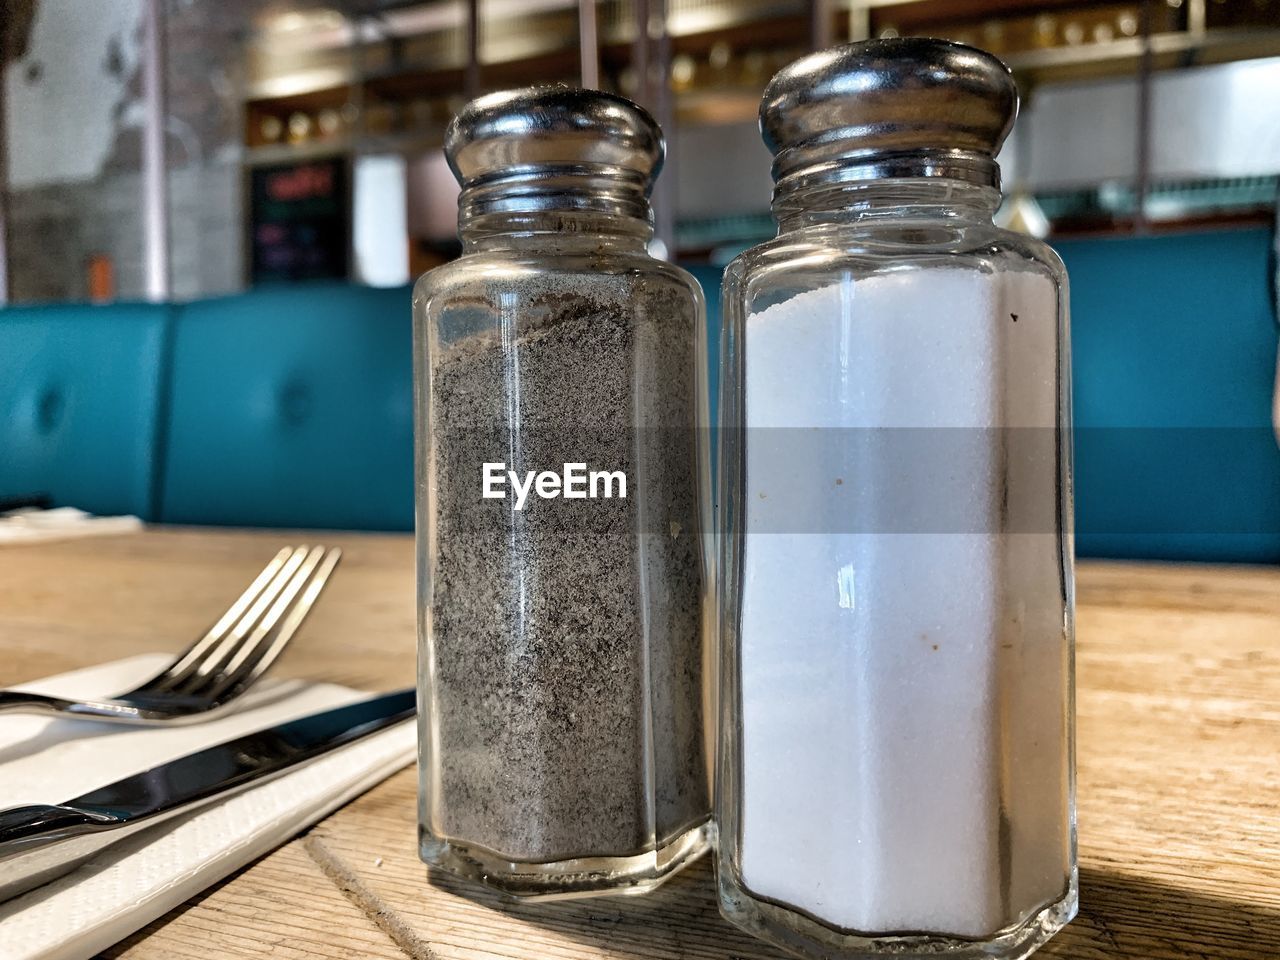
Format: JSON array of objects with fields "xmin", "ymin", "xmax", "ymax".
[{"xmin": 738, "ymin": 267, "xmax": 1069, "ymax": 938}]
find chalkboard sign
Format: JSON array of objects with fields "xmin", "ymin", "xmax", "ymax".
[{"xmin": 249, "ymin": 158, "xmax": 350, "ymax": 284}]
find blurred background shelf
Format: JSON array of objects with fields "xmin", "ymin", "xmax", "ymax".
[
  {"xmin": 4, "ymin": 0, "xmax": 1279, "ymax": 300},
  {"xmin": 237, "ymin": 0, "xmax": 1280, "ymax": 137}
]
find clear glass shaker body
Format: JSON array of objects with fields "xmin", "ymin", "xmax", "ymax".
[
  {"xmin": 716, "ymin": 177, "xmax": 1077, "ymax": 959},
  {"xmin": 414, "ymin": 207, "xmax": 712, "ymax": 899}
]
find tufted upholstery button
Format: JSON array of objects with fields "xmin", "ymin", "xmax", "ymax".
[
  {"xmin": 161, "ymin": 284, "xmax": 414, "ymax": 529},
  {"xmin": 278, "ymin": 378, "xmax": 313, "ymax": 428},
  {"xmin": 36, "ymin": 386, "xmax": 64, "ymax": 435},
  {"xmin": 0, "ymin": 302, "xmax": 168, "ymax": 519}
]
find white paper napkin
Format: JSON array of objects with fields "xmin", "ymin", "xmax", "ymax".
[
  {"xmin": 0, "ymin": 508, "xmax": 142, "ymax": 546},
  {"xmin": 0, "ymin": 655, "xmax": 415, "ymax": 960}
]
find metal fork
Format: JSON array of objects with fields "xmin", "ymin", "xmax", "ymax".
[{"xmin": 0, "ymin": 545, "xmax": 342, "ymax": 725}]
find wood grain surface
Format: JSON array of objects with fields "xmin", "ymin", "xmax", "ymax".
[{"xmin": 0, "ymin": 528, "xmax": 1276, "ymax": 959}]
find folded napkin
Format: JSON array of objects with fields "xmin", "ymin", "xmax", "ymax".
[
  {"xmin": 0, "ymin": 656, "xmax": 416, "ymax": 960},
  {"xmin": 0, "ymin": 508, "xmax": 142, "ymax": 546}
]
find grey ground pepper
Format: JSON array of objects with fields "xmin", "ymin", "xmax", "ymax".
[{"xmin": 424, "ymin": 271, "xmax": 708, "ymax": 864}]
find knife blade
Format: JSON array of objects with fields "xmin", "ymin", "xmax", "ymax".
[{"xmin": 0, "ymin": 688, "xmax": 415, "ymax": 904}]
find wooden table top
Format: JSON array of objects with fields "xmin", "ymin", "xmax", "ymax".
[{"xmin": 0, "ymin": 527, "xmax": 1277, "ymax": 960}]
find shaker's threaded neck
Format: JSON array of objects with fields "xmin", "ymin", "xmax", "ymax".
[
  {"xmin": 771, "ymin": 148, "xmax": 1002, "ymax": 199},
  {"xmin": 456, "ymin": 164, "xmax": 653, "ymax": 223}
]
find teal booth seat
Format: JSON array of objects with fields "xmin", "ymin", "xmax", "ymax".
[
  {"xmin": 684, "ymin": 264, "xmax": 724, "ymax": 476},
  {"xmin": 159, "ymin": 284, "xmax": 414, "ymax": 531},
  {"xmin": 1057, "ymin": 227, "xmax": 1280, "ymax": 563},
  {"xmin": 687, "ymin": 228, "xmax": 1280, "ymax": 563},
  {"xmin": 4, "ymin": 229, "xmax": 1277, "ymax": 559},
  {"xmin": 0, "ymin": 302, "xmax": 170, "ymax": 518}
]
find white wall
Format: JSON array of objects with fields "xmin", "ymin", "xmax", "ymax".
[
  {"xmin": 406, "ymin": 149, "xmax": 460, "ymax": 241},
  {"xmin": 672, "ymin": 120, "xmax": 774, "ymax": 218},
  {"xmin": 1024, "ymin": 56, "xmax": 1280, "ymax": 189},
  {"xmin": 5, "ymin": 0, "xmax": 143, "ymax": 188},
  {"xmin": 355, "ymin": 154, "xmax": 410, "ymax": 287}
]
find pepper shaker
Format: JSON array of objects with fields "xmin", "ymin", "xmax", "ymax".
[
  {"xmin": 413, "ymin": 87, "xmax": 712, "ymax": 899},
  {"xmin": 716, "ymin": 40, "xmax": 1076, "ymax": 958}
]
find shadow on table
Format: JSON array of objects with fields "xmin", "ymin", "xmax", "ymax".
[
  {"xmin": 102, "ymin": 855, "xmax": 1280, "ymax": 959},
  {"xmin": 1043, "ymin": 867, "xmax": 1280, "ymax": 960},
  {"xmin": 428, "ymin": 861, "xmax": 1280, "ymax": 960},
  {"xmin": 423, "ymin": 857, "xmax": 780, "ymax": 959}
]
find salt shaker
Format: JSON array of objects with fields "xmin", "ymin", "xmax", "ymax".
[
  {"xmin": 413, "ymin": 87, "xmax": 711, "ymax": 899},
  {"xmin": 716, "ymin": 40, "xmax": 1076, "ymax": 958}
]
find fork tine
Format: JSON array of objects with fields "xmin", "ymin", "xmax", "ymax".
[
  {"xmin": 152, "ymin": 546, "xmax": 311, "ymax": 693},
  {"xmin": 204, "ymin": 547, "xmax": 342, "ymax": 702},
  {"xmin": 143, "ymin": 546, "xmax": 296, "ymax": 691}
]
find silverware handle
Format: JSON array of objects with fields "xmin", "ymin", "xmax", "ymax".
[
  {"xmin": 0, "ymin": 804, "xmax": 124, "ymax": 904},
  {"xmin": 0, "ymin": 691, "xmax": 77, "ymax": 716},
  {"xmin": 0, "ymin": 804, "xmax": 99, "ymax": 843},
  {"xmin": 0, "ymin": 690, "xmax": 162, "ymax": 722}
]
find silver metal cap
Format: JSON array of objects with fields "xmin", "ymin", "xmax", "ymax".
[
  {"xmin": 445, "ymin": 85, "xmax": 664, "ymax": 221},
  {"xmin": 760, "ymin": 38, "xmax": 1018, "ymax": 193}
]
